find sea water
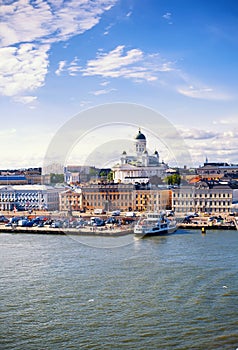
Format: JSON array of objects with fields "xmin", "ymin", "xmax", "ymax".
[{"xmin": 1, "ymin": 229, "xmax": 238, "ymax": 350}]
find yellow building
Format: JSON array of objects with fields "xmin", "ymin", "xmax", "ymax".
[
  {"xmin": 59, "ymin": 183, "xmax": 172, "ymax": 214},
  {"xmin": 81, "ymin": 183, "xmax": 135, "ymax": 212},
  {"xmin": 59, "ymin": 189, "xmax": 82, "ymax": 212},
  {"xmin": 135, "ymin": 189, "xmax": 171, "ymax": 212}
]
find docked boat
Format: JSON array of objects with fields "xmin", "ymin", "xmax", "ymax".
[{"xmin": 134, "ymin": 212, "xmax": 177, "ymax": 238}]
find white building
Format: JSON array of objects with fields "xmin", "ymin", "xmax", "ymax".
[
  {"xmin": 172, "ymin": 184, "xmax": 233, "ymax": 215},
  {"xmin": 64, "ymin": 171, "xmax": 80, "ymax": 185},
  {"xmin": 0, "ymin": 185, "xmax": 62, "ymax": 212},
  {"xmin": 112, "ymin": 129, "xmax": 168, "ymax": 184}
]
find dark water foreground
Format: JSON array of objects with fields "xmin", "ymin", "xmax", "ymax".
[{"xmin": 1, "ymin": 230, "xmax": 238, "ymax": 350}]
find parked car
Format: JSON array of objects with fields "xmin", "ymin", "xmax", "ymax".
[
  {"xmin": 89, "ymin": 217, "xmax": 105, "ymax": 226},
  {"xmin": 0, "ymin": 216, "xmax": 9, "ymax": 223},
  {"xmin": 111, "ymin": 210, "xmax": 121, "ymax": 216},
  {"xmin": 28, "ymin": 221, "xmax": 35, "ymax": 227},
  {"xmin": 50, "ymin": 221, "xmax": 63, "ymax": 228},
  {"xmin": 105, "ymin": 217, "xmax": 118, "ymax": 224},
  {"xmin": 125, "ymin": 211, "xmax": 136, "ymax": 217},
  {"xmin": 94, "ymin": 208, "xmax": 106, "ymax": 215}
]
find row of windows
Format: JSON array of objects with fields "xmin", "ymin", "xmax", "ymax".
[
  {"xmin": 176, "ymin": 208, "xmax": 230, "ymax": 213},
  {"xmin": 173, "ymin": 193, "xmax": 231, "ymax": 198},
  {"xmin": 173, "ymin": 201, "xmax": 231, "ymax": 206},
  {"xmin": 83, "ymin": 194, "xmax": 133, "ymax": 200},
  {"xmin": 84, "ymin": 201, "xmax": 131, "ymax": 207},
  {"xmin": 136, "ymin": 194, "xmax": 161, "ymax": 199}
]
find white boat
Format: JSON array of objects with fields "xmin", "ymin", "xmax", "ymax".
[{"xmin": 134, "ymin": 212, "xmax": 177, "ymax": 238}]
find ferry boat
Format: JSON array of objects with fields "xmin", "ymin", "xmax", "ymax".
[{"xmin": 134, "ymin": 212, "xmax": 177, "ymax": 238}]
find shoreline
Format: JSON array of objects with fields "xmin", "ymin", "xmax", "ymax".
[
  {"xmin": 0, "ymin": 224, "xmax": 237, "ymax": 236},
  {"xmin": 0, "ymin": 225, "xmax": 134, "ymax": 237},
  {"xmin": 178, "ymin": 223, "xmax": 236, "ymax": 230}
]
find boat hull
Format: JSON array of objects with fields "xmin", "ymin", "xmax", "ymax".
[
  {"xmin": 134, "ymin": 212, "xmax": 177, "ymax": 238},
  {"xmin": 134, "ymin": 226, "xmax": 177, "ymax": 238}
]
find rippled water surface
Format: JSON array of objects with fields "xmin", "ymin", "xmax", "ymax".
[{"xmin": 1, "ymin": 230, "xmax": 238, "ymax": 349}]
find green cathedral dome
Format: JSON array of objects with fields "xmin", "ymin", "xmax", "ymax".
[{"xmin": 135, "ymin": 129, "xmax": 146, "ymax": 140}]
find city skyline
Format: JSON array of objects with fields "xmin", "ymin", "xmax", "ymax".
[{"xmin": 1, "ymin": 0, "xmax": 238, "ymax": 169}]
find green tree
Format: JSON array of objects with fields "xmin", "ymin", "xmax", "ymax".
[
  {"xmin": 50, "ymin": 173, "xmax": 64, "ymax": 184},
  {"xmin": 164, "ymin": 173, "xmax": 181, "ymax": 186},
  {"xmin": 107, "ymin": 171, "xmax": 114, "ymax": 182},
  {"xmin": 99, "ymin": 170, "xmax": 107, "ymax": 177}
]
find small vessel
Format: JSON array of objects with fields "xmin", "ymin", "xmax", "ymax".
[{"xmin": 134, "ymin": 212, "xmax": 177, "ymax": 238}]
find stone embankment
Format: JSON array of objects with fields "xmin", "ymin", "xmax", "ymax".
[
  {"xmin": 0, "ymin": 223, "xmax": 134, "ymax": 236},
  {"xmin": 177, "ymin": 215, "xmax": 237, "ymax": 230}
]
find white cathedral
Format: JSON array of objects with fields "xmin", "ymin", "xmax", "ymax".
[{"xmin": 112, "ymin": 129, "xmax": 168, "ymax": 184}]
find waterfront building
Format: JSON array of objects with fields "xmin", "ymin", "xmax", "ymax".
[
  {"xmin": 112, "ymin": 129, "xmax": 168, "ymax": 184},
  {"xmin": 0, "ymin": 168, "xmax": 42, "ymax": 185},
  {"xmin": 172, "ymin": 183, "xmax": 233, "ymax": 214},
  {"xmin": 196, "ymin": 162, "xmax": 238, "ymax": 180},
  {"xmin": 80, "ymin": 183, "xmax": 135, "ymax": 212},
  {"xmin": 59, "ymin": 183, "xmax": 172, "ymax": 213},
  {"xmin": 64, "ymin": 165, "xmax": 99, "ymax": 184},
  {"xmin": 0, "ymin": 185, "xmax": 61, "ymax": 212},
  {"xmin": 135, "ymin": 187, "xmax": 171, "ymax": 212},
  {"xmin": 0, "ymin": 175, "xmax": 28, "ymax": 185},
  {"xmin": 64, "ymin": 171, "xmax": 80, "ymax": 185},
  {"xmin": 59, "ymin": 188, "xmax": 82, "ymax": 212}
]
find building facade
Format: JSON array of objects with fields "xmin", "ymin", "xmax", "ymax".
[
  {"xmin": 135, "ymin": 188, "xmax": 171, "ymax": 212},
  {"xmin": 196, "ymin": 162, "xmax": 238, "ymax": 180},
  {"xmin": 172, "ymin": 183, "xmax": 233, "ymax": 214},
  {"xmin": 0, "ymin": 168, "xmax": 42, "ymax": 185},
  {"xmin": 0, "ymin": 185, "xmax": 61, "ymax": 212},
  {"xmin": 81, "ymin": 183, "xmax": 135, "ymax": 212},
  {"xmin": 112, "ymin": 129, "xmax": 168, "ymax": 184},
  {"xmin": 59, "ymin": 188, "xmax": 82, "ymax": 212},
  {"xmin": 58, "ymin": 183, "xmax": 172, "ymax": 213}
]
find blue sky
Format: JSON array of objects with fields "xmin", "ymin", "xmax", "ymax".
[{"xmin": 0, "ymin": 0, "xmax": 238, "ymax": 170}]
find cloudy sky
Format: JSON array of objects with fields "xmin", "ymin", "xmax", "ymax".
[{"xmin": 0, "ymin": 0, "xmax": 238, "ymax": 169}]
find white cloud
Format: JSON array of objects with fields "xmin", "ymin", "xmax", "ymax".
[
  {"xmin": 0, "ymin": 44, "xmax": 50, "ymax": 96},
  {"xmin": 13, "ymin": 95, "xmax": 38, "ymax": 105},
  {"xmin": 81, "ymin": 45, "xmax": 174, "ymax": 82},
  {"xmin": 0, "ymin": 1, "xmax": 53, "ymax": 47},
  {"xmin": 177, "ymin": 126, "xmax": 238, "ymax": 165},
  {"xmin": 162, "ymin": 12, "xmax": 172, "ymax": 24},
  {"xmin": 0, "ymin": 0, "xmax": 117, "ymax": 101},
  {"xmin": 55, "ymin": 58, "xmax": 82, "ymax": 76},
  {"xmin": 212, "ymin": 116, "xmax": 238, "ymax": 126},
  {"xmin": 177, "ymin": 85, "xmax": 231, "ymax": 100},
  {"xmin": 100, "ymin": 81, "xmax": 110, "ymax": 86},
  {"xmin": 91, "ymin": 88, "xmax": 116, "ymax": 96},
  {"xmin": 0, "ymin": 0, "xmax": 117, "ymax": 47},
  {"xmin": 179, "ymin": 128, "xmax": 218, "ymax": 140},
  {"xmin": 55, "ymin": 60, "xmax": 67, "ymax": 76},
  {"xmin": 163, "ymin": 12, "xmax": 171, "ymax": 20},
  {"xmin": 126, "ymin": 11, "xmax": 132, "ymax": 17},
  {"xmin": 67, "ymin": 57, "xmax": 82, "ymax": 76}
]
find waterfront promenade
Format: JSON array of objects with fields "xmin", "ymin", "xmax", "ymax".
[
  {"xmin": 0, "ymin": 210, "xmax": 237, "ymax": 235},
  {"xmin": 0, "ymin": 223, "xmax": 134, "ymax": 236}
]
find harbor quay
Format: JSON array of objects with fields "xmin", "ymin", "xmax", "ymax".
[{"xmin": 0, "ymin": 208, "xmax": 237, "ymax": 235}]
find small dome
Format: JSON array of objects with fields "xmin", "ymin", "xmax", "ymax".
[
  {"xmin": 135, "ymin": 129, "xmax": 146, "ymax": 140},
  {"xmin": 143, "ymin": 150, "xmax": 148, "ymax": 154},
  {"xmin": 154, "ymin": 150, "xmax": 158, "ymax": 155},
  {"xmin": 122, "ymin": 150, "xmax": 127, "ymax": 155}
]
